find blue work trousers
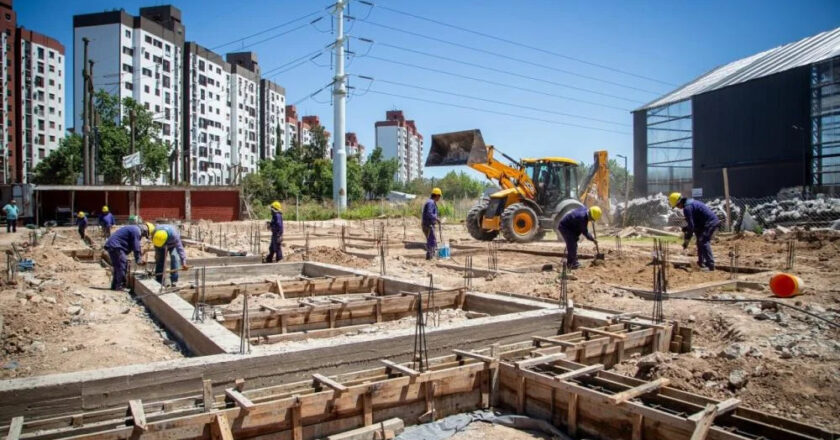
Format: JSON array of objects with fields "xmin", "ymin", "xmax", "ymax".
[
  {"xmin": 422, "ymin": 225, "xmax": 437, "ymax": 259},
  {"xmin": 155, "ymin": 247, "xmax": 181, "ymax": 284},
  {"xmin": 106, "ymin": 247, "xmax": 127, "ymax": 290},
  {"xmin": 559, "ymin": 227, "xmax": 580, "ymax": 267},
  {"xmin": 696, "ymin": 225, "xmax": 719, "ymax": 269},
  {"xmin": 266, "ymin": 233, "xmax": 283, "ymax": 262}
]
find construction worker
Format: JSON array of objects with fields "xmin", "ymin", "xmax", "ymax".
[
  {"xmin": 152, "ymin": 224, "xmax": 188, "ymax": 286},
  {"xmin": 2, "ymin": 200, "xmax": 18, "ymax": 233},
  {"xmin": 558, "ymin": 206, "xmax": 601, "ymax": 269},
  {"xmin": 99, "ymin": 206, "xmax": 115, "ymax": 238},
  {"xmin": 265, "ymin": 201, "xmax": 284, "ymax": 263},
  {"xmin": 669, "ymin": 192, "xmax": 721, "ymax": 271},
  {"xmin": 422, "ymin": 188, "xmax": 443, "ymax": 260},
  {"xmin": 76, "ymin": 212, "xmax": 88, "ymax": 240},
  {"xmin": 104, "ymin": 223, "xmax": 152, "ymax": 290}
]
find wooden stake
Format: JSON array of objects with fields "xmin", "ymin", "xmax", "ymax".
[
  {"xmin": 381, "ymin": 359, "xmax": 419, "ymax": 378},
  {"xmin": 610, "ymin": 378, "xmax": 669, "ymax": 405},
  {"xmin": 567, "ymin": 392, "xmax": 578, "ymax": 436},
  {"xmin": 313, "ymin": 373, "xmax": 348, "ymax": 393},
  {"xmin": 225, "ymin": 388, "xmax": 255, "ymax": 411},
  {"xmin": 211, "ymin": 413, "xmax": 233, "ymax": 440},
  {"xmin": 363, "ymin": 391, "xmax": 373, "ymax": 426},
  {"xmin": 6, "ymin": 416, "xmax": 23, "ymax": 440},
  {"xmin": 632, "ymin": 413, "xmax": 644, "ymax": 440},
  {"xmin": 689, "ymin": 404, "xmax": 718, "ymax": 440},
  {"xmin": 723, "ymin": 167, "xmax": 731, "ymax": 232},
  {"xmin": 516, "ymin": 376, "xmax": 526, "ymax": 414},
  {"xmin": 291, "ymin": 396, "xmax": 302, "ymax": 440},
  {"xmin": 128, "ymin": 399, "xmax": 147, "ymax": 431}
]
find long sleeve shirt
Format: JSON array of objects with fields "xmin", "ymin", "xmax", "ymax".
[
  {"xmin": 76, "ymin": 216, "xmax": 88, "ymax": 228},
  {"xmin": 99, "ymin": 212, "xmax": 115, "ymax": 227},
  {"xmin": 156, "ymin": 225, "xmax": 187, "ymax": 265},
  {"xmin": 270, "ymin": 211, "xmax": 284, "ymax": 235},
  {"xmin": 422, "ymin": 199, "xmax": 439, "ymax": 227},
  {"xmin": 559, "ymin": 207, "xmax": 595, "ymax": 241},
  {"xmin": 104, "ymin": 226, "xmax": 143, "ymax": 263},
  {"xmin": 682, "ymin": 199, "xmax": 720, "ymax": 239}
]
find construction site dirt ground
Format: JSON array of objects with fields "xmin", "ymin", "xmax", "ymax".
[{"xmin": 0, "ymin": 220, "xmax": 838, "ymax": 432}]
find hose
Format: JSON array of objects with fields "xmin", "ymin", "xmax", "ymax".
[{"xmin": 665, "ymin": 296, "xmax": 840, "ymax": 329}]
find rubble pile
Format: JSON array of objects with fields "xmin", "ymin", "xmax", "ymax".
[
  {"xmin": 749, "ymin": 197, "xmax": 840, "ymax": 227},
  {"xmin": 615, "ymin": 193, "xmax": 672, "ymax": 227}
]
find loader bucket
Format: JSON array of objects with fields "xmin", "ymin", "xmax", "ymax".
[{"xmin": 425, "ymin": 129, "xmax": 488, "ymax": 167}]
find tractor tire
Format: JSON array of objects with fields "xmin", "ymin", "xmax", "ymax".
[
  {"xmin": 501, "ymin": 203, "xmax": 540, "ymax": 243},
  {"xmin": 465, "ymin": 200, "xmax": 499, "ymax": 241}
]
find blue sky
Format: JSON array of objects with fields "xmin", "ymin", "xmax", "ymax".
[{"xmin": 16, "ymin": 0, "xmax": 840, "ymax": 178}]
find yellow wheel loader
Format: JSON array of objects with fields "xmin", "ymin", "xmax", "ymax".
[{"xmin": 425, "ymin": 129, "xmax": 609, "ymax": 243}]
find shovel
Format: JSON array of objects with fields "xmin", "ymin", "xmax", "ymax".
[{"xmin": 592, "ymin": 223, "xmax": 605, "ymax": 261}]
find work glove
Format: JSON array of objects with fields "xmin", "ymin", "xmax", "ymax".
[
  {"xmin": 181, "ymin": 264, "xmax": 190, "ymax": 271},
  {"xmin": 682, "ymin": 240, "xmax": 689, "ymax": 250}
]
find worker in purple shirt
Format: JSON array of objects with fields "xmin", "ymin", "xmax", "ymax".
[
  {"xmin": 104, "ymin": 223, "xmax": 152, "ymax": 290},
  {"xmin": 152, "ymin": 224, "xmax": 188, "ymax": 285},
  {"xmin": 265, "ymin": 201, "xmax": 284, "ymax": 263},
  {"xmin": 669, "ymin": 192, "xmax": 721, "ymax": 271},
  {"xmin": 99, "ymin": 205, "xmax": 115, "ymax": 238},
  {"xmin": 422, "ymin": 188, "xmax": 443, "ymax": 260},
  {"xmin": 557, "ymin": 206, "xmax": 601, "ymax": 269},
  {"xmin": 76, "ymin": 211, "xmax": 88, "ymax": 240}
]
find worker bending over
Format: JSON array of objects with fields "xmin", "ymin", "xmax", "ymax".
[
  {"xmin": 104, "ymin": 223, "xmax": 152, "ymax": 290},
  {"xmin": 99, "ymin": 206, "xmax": 115, "ymax": 238},
  {"xmin": 422, "ymin": 188, "xmax": 443, "ymax": 260},
  {"xmin": 265, "ymin": 201, "xmax": 284, "ymax": 263},
  {"xmin": 152, "ymin": 224, "xmax": 188, "ymax": 286},
  {"xmin": 558, "ymin": 206, "xmax": 601, "ymax": 269},
  {"xmin": 76, "ymin": 211, "xmax": 87, "ymax": 240},
  {"xmin": 670, "ymin": 193, "xmax": 721, "ymax": 271}
]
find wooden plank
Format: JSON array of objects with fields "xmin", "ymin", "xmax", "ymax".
[
  {"xmin": 515, "ymin": 353, "xmax": 567, "ymax": 369},
  {"xmin": 689, "ymin": 404, "xmax": 718, "ymax": 440},
  {"xmin": 210, "ymin": 413, "xmax": 233, "ymax": 440},
  {"xmin": 224, "ymin": 388, "xmax": 255, "ymax": 411},
  {"xmin": 381, "ymin": 360, "xmax": 420, "ymax": 378},
  {"xmin": 276, "ymin": 277, "xmax": 285, "ymax": 299},
  {"xmin": 632, "ymin": 413, "xmax": 643, "ymax": 440},
  {"xmin": 580, "ymin": 326, "xmax": 628, "ymax": 340},
  {"xmin": 453, "ymin": 349, "xmax": 496, "ymax": 364},
  {"xmin": 610, "ymin": 378, "xmax": 670, "ymax": 405},
  {"xmin": 291, "ymin": 396, "xmax": 303, "ymax": 440},
  {"xmin": 689, "ymin": 398, "xmax": 740, "ymax": 422},
  {"xmin": 362, "ymin": 392, "xmax": 373, "ymax": 426},
  {"xmin": 555, "ymin": 364, "xmax": 603, "ymax": 381},
  {"xmin": 313, "ymin": 374, "xmax": 348, "ymax": 393},
  {"xmin": 516, "ymin": 376, "xmax": 526, "ymax": 414},
  {"xmin": 5, "ymin": 416, "xmax": 23, "ymax": 440},
  {"xmin": 326, "ymin": 418, "xmax": 404, "ymax": 440},
  {"xmin": 567, "ymin": 392, "xmax": 578, "ymax": 436},
  {"xmin": 128, "ymin": 399, "xmax": 147, "ymax": 431}
]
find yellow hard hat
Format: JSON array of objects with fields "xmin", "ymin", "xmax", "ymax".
[
  {"xmin": 668, "ymin": 192, "xmax": 683, "ymax": 208},
  {"xmin": 152, "ymin": 230, "xmax": 169, "ymax": 248},
  {"xmin": 431, "ymin": 187, "xmax": 442, "ymax": 196},
  {"xmin": 77, "ymin": 211, "xmax": 85, "ymax": 218},
  {"xmin": 589, "ymin": 206, "xmax": 602, "ymax": 221},
  {"xmin": 102, "ymin": 205, "xmax": 109, "ymax": 213},
  {"xmin": 271, "ymin": 201, "xmax": 282, "ymax": 211},
  {"xmin": 146, "ymin": 222, "xmax": 156, "ymax": 236}
]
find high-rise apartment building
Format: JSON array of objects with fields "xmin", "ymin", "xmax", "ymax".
[
  {"xmin": 345, "ymin": 132, "xmax": 365, "ymax": 160},
  {"xmin": 73, "ymin": 5, "xmax": 184, "ymax": 182},
  {"xmin": 226, "ymin": 52, "xmax": 259, "ymax": 182},
  {"xmin": 182, "ymin": 42, "xmax": 230, "ymax": 185},
  {"xmin": 0, "ymin": 0, "xmax": 66, "ymax": 184},
  {"xmin": 260, "ymin": 79, "xmax": 285, "ymax": 159},
  {"xmin": 374, "ymin": 110, "xmax": 423, "ymax": 183}
]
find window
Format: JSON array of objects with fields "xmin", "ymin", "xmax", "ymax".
[
  {"xmin": 49, "ymin": 65, "xmax": 54, "ymax": 73},
  {"xmin": 162, "ymin": 60, "xmax": 170, "ymax": 72},
  {"xmin": 49, "ymin": 135, "xmax": 55, "ymax": 142},
  {"xmin": 162, "ymin": 76, "xmax": 170, "ymax": 88},
  {"xmin": 122, "ymin": 46, "xmax": 133, "ymax": 56},
  {"xmin": 198, "ymin": 60, "xmax": 205, "ymax": 71},
  {"xmin": 125, "ymin": 81, "xmax": 133, "ymax": 90},
  {"xmin": 153, "ymin": 55, "xmax": 162, "ymax": 64},
  {"xmin": 144, "ymin": 85, "xmax": 150, "ymax": 93},
  {"xmin": 812, "ymin": 57, "xmax": 840, "ymax": 187},
  {"xmin": 37, "ymin": 47, "xmax": 44, "ymax": 59},
  {"xmin": 39, "ymin": 149, "xmax": 45, "ymax": 159},
  {"xmin": 145, "ymin": 35, "xmax": 152, "ymax": 44},
  {"xmin": 122, "ymin": 63, "xmax": 133, "ymax": 73},
  {"xmin": 125, "ymin": 30, "xmax": 131, "ymax": 38},
  {"xmin": 144, "ymin": 51, "xmax": 150, "ymax": 60},
  {"xmin": 142, "ymin": 67, "xmax": 152, "ymax": 77},
  {"xmin": 48, "ymin": 79, "xmax": 54, "ymax": 86},
  {"xmin": 645, "ymin": 99, "xmax": 693, "ymax": 195},
  {"xmin": 49, "ymin": 121, "xmax": 55, "ymax": 128},
  {"xmin": 37, "ymin": 62, "xmax": 44, "ymax": 73}
]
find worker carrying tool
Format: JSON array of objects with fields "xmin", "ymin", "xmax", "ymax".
[
  {"xmin": 557, "ymin": 206, "xmax": 601, "ymax": 269},
  {"xmin": 265, "ymin": 201, "xmax": 285, "ymax": 263},
  {"xmin": 76, "ymin": 211, "xmax": 88, "ymax": 240},
  {"xmin": 104, "ymin": 223, "xmax": 152, "ymax": 290},
  {"xmin": 99, "ymin": 206, "xmax": 115, "ymax": 238},
  {"xmin": 422, "ymin": 188, "xmax": 443, "ymax": 260},
  {"xmin": 669, "ymin": 192, "xmax": 721, "ymax": 271},
  {"xmin": 152, "ymin": 224, "xmax": 188, "ymax": 285}
]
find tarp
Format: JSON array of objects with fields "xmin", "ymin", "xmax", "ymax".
[{"xmin": 396, "ymin": 410, "xmax": 573, "ymax": 440}]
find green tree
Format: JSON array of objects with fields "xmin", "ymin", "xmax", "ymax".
[
  {"xmin": 607, "ymin": 158, "xmax": 634, "ymax": 199},
  {"xmin": 307, "ymin": 125, "xmax": 329, "ymax": 161},
  {"xmin": 361, "ymin": 146, "xmax": 398, "ymax": 199},
  {"xmin": 346, "ymin": 154, "xmax": 364, "ymax": 202},
  {"xmin": 94, "ymin": 91, "xmax": 169, "ymax": 183},
  {"xmin": 32, "ymin": 134, "xmax": 83, "ymax": 184}
]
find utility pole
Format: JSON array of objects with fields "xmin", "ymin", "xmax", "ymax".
[
  {"xmin": 88, "ymin": 60, "xmax": 96, "ymax": 184},
  {"xmin": 616, "ymin": 154, "xmax": 629, "ymax": 226},
  {"xmin": 82, "ymin": 38, "xmax": 90, "ymax": 185},
  {"xmin": 332, "ymin": 0, "xmax": 348, "ymax": 213},
  {"xmin": 130, "ymin": 109, "xmax": 136, "ymax": 185}
]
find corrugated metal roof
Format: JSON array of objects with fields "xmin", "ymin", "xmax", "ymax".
[{"xmin": 636, "ymin": 26, "xmax": 840, "ymax": 111}]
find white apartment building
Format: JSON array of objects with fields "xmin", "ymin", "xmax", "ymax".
[
  {"xmin": 18, "ymin": 29, "xmax": 65, "ymax": 182},
  {"xmin": 183, "ymin": 42, "xmax": 231, "ymax": 185},
  {"xmin": 260, "ymin": 79, "xmax": 285, "ymax": 158},
  {"xmin": 374, "ymin": 110, "xmax": 423, "ymax": 183},
  {"xmin": 73, "ymin": 6, "xmax": 185, "ymax": 183},
  {"xmin": 226, "ymin": 52, "xmax": 260, "ymax": 182}
]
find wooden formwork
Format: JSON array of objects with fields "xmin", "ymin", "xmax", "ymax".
[
  {"xmin": 177, "ymin": 274, "xmax": 380, "ymax": 306},
  {"xmin": 2, "ymin": 327, "xmax": 833, "ymax": 440}
]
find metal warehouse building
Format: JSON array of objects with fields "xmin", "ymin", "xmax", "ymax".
[{"xmin": 633, "ymin": 26, "xmax": 840, "ymax": 198}]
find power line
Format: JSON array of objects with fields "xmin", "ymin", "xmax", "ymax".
[
  {"xmin": 359, "ymin": 54, "xmax": 629, "ymax": 112},
  {"xmin": 290, "ymin": 81, "xmax": 336, "ymax": 106},
  {"xmin": 225, "ymin": 22, "xmax": 313, "ymax": 53},
  {"xmin": 349, "ymin": 17, "xmax": 664, "ymax": 95},
  {"xmin": 365, "ymin": 89, "xmax": 630, "ymax": 135},
  {"xmin": 353, "ymin": 37, "xmax": 641, "ymax": 104},
  {"xmin": 355, "ymin": 0, "xmax": 676, "ymax": 87},
  {"xmin": 262, "ymin": 47, "xmax": 330, "ymax": 78},
  {"xmin": 355, "ymin": 75, "xmax": 629, "ymax": 127},
  {"xmin": 211, "ymin": 9, "xmax": 325, "ymax": 50}
]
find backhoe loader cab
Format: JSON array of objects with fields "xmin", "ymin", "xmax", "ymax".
[{"xmin": 426, "ymin": 129, "xmax": 594, "ymax": 243}]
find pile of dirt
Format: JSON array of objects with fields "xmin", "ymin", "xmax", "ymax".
[{"xmin": 285, "ymin": 246, "xmax": 369, "ymax": 268}]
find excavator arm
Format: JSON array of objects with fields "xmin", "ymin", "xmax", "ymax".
[
  {"xmin": 469, "ymin": 147, "xmax": 537, "ymax": 200},
  {"xmin": 579, "ymin": 150, "xmax": 610, "ymax": 213}
]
